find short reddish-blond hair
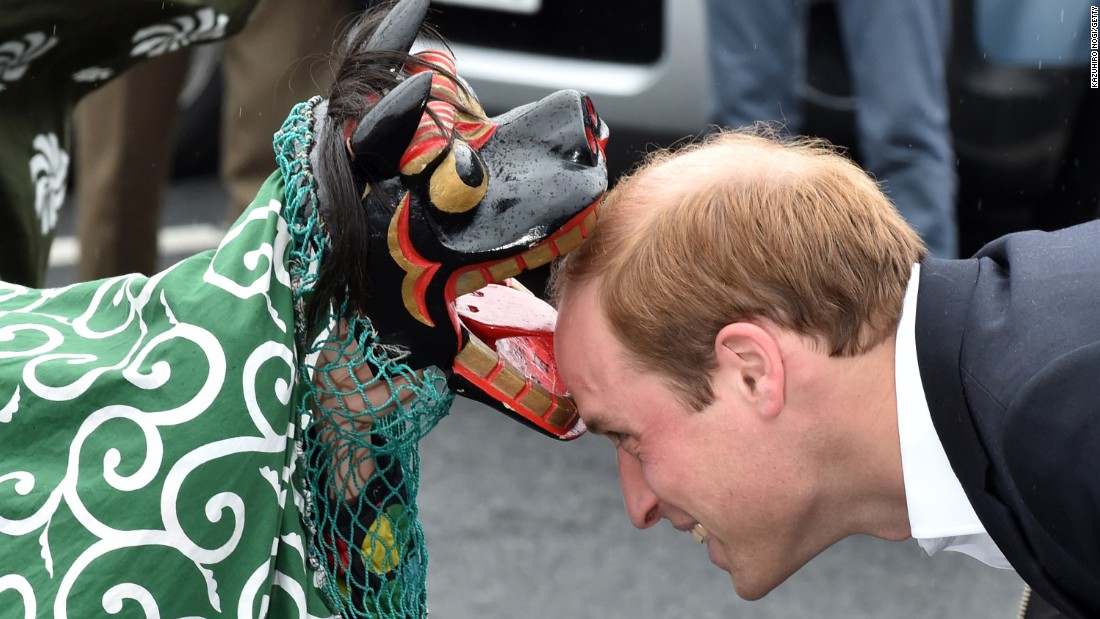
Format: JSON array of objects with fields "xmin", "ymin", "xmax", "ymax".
[{"xmin": 551, "ymin": 128, "xmax": 926, "ymax": 410}]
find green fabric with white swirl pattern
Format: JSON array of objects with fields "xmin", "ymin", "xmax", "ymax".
[
  {"xmin": 0, "ymin": 97, "xmax": 453, "ymax": 617},
  {"xmin": 0, "ymin": 185, "xmax": 337, "ymax": 617}
]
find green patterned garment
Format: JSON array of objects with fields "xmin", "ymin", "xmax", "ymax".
[{"xmin": 0, "ymin": 98, "xmax": 452, "ymax": 618}]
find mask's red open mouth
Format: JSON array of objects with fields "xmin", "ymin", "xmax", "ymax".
[{"xmin": 445, "ymin": 201, "xmax": 598, "ymax": 440}]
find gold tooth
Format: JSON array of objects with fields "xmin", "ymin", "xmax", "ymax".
[
  {"xmin": 456, "ymin": 208, "xmax": 598, "ymax": 296},
  {"xmin": 492, "ymin": 364, "xmax": 527, "ymax": 398},
  {"xmin": 518, "ymin": 384, "xmax": 553, "ymax": 416},
  {"xmin": 455, "ymin": 270, "xmax": 489, "ymax": 297},
  {"xmin": 487, "ymin": 258, "xmax": 522, "ymax": 283},
  {"xmin": 521, "ymin": 243, "xmax": 556, "ymax": 270},
  {"xmin": 582, "ymin": 210, "xmax": 598, "ymax": 236},
  {"xmin": 691, "ymin": 524, "xmax": 710, "ymax": 544},
  {"xmin": 544, "ymin": 395, "xmax": 579, "ymax": 428},
  {"xmin": 553, "ymin": 226, "xmax": 585, "ymax": 256},
  {"xmin": 454, "ymin": 338, "xmax": 499, "ymax": 378}
]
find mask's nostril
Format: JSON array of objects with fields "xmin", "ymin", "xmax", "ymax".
[
  {"xmin": 585, "ymin": 126, "xmax": 599, "ymax": 164},
  {"xmin": 584, "ymin": 96, "xmax": 598, "ymax": 128},
  {"xmin": 581, "ymin": 96, "xmax": 607, "ymax": 162},
  {"xmin": 568, "ymin": 141, "xmax": 597, "ymax": 167}
]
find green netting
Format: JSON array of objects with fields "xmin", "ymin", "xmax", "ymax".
[{"xmin": 275, "ymin": 95, "xmax": 453, "ymax": 619}]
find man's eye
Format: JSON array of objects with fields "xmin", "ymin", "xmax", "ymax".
[{"xmin": 609, "ymin": 431, "xmax": 639, "ymax": 456}]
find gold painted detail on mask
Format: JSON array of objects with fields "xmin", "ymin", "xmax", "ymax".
[{"xmin": 387, "ymin": 193, "xmax": 437, "ymax": 326}]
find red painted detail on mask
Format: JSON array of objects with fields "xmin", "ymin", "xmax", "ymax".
[{"xmin": 395, "ymin": 193, "xmax": 441, "ymax": 326}]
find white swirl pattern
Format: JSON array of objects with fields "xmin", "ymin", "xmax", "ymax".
[
  {"xmin": 0, "ymin": 31, "xmax": 58, "ymax": 92},
  {"xmin": 72, "ymin": 66, "xmax": 114, "ymax": 83},
  {"xmin": 28, "ymin": 133, "xmax": 69, "ymax": 235},
  {"xmin": 0, "ymin": 574, "xmax": 36, "ymax": 618},
  {"xmin": 130, "ymin": 8, "xmax": 230, "ymax": 58},
  {"xmin": 0, "ymin": 186, "xmax": 338, "ymax": 617}
]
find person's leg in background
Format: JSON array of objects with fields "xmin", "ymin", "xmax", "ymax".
[
  {"xmin": 835, "ymin": 0, "xmax": 958, "ymax": 258},
  {"xmin": 704, "ymin": 0, "xmax": 806, "ymax": 132},
  {"xmin": 74, "ymin": 50, "xmax": 191, "ymax": 280},
  {"xmin": 75, "ymin": 0, "xmax": 353, "ymax": 282},
  {"xmin": 219, "ymin": 0, "xmax": 353, "ymax": 221}
]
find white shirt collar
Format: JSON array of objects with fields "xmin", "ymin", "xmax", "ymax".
[{"xmin": 895, "ymin": 263, "xmax": 1011, "ymax": 569}]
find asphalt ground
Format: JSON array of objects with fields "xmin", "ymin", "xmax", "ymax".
[{"xmin": 46, "ymin": 175, "xmax": 1028, "ymax": 618}]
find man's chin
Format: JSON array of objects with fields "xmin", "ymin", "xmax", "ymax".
[
  {"xmin": 710, "ymin": 540, "xmax": 775, "ymax": 600},
  {"xmin": 731, "ymin": 578, "xmax": 772, "ymax": 602},
  {"xmin": 728, "ymin": 563, "xmax": 796, "ymax": 602}
]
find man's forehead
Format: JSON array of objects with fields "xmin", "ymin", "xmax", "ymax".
[
  {"xmin": 554, "ymin": 287, "xmax": 630, "ymax": 438},
  {"xmin": 556, "ymin": 285, "xmax": 611, "ymax": 367},
  {"xmin": 556, "ymin": 277, "xmax": 604, "ymax": 325}
]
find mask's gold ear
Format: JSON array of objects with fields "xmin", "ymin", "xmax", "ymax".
[{"xmin": 347, "ymin": 71, "xmax": 433, "ymax": 179}]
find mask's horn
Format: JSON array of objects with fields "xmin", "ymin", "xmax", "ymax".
[
  {"xmin": 349, "ymin": 71, "xmax": 433, "ymax": 178},
  {"xmin": 364, "ymin": 0, "xmax": 430, "ymax": 54}
]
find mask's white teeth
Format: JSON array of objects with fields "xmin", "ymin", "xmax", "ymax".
[
  {"xmin": 691, "ymin": 524, "xmax": 710, "ymax": 544},
  {"xmin": 504, "ymin": 277, "xmax": 534, "ymax": 296}
]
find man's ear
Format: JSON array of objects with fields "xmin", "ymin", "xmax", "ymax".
[{"xmin": 713, "ymin": 322, "xmax": 785, "ymax": 417}]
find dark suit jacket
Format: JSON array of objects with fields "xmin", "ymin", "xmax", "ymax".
[{"xmin": 915, "ymin": 220, "xmax": 1100, "ymax": 619}]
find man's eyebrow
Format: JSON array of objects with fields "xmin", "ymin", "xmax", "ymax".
[{"xmin": 582, "ymin": 417, "xmax": 608, "ymax": 436}]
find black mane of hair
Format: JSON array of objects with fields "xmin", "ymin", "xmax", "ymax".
[{"xmin": 310, "ymin": 4, "xmax": 457, "ymax": 326}]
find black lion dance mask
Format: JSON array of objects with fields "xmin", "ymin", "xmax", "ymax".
[{"xmin": 312, "ymin": 0, "xmax": 608, "ymax": 440}]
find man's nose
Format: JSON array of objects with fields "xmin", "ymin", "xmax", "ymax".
[{"xmin": 617, "ymin": 447, "xmax": 660, "ymax": 529}]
